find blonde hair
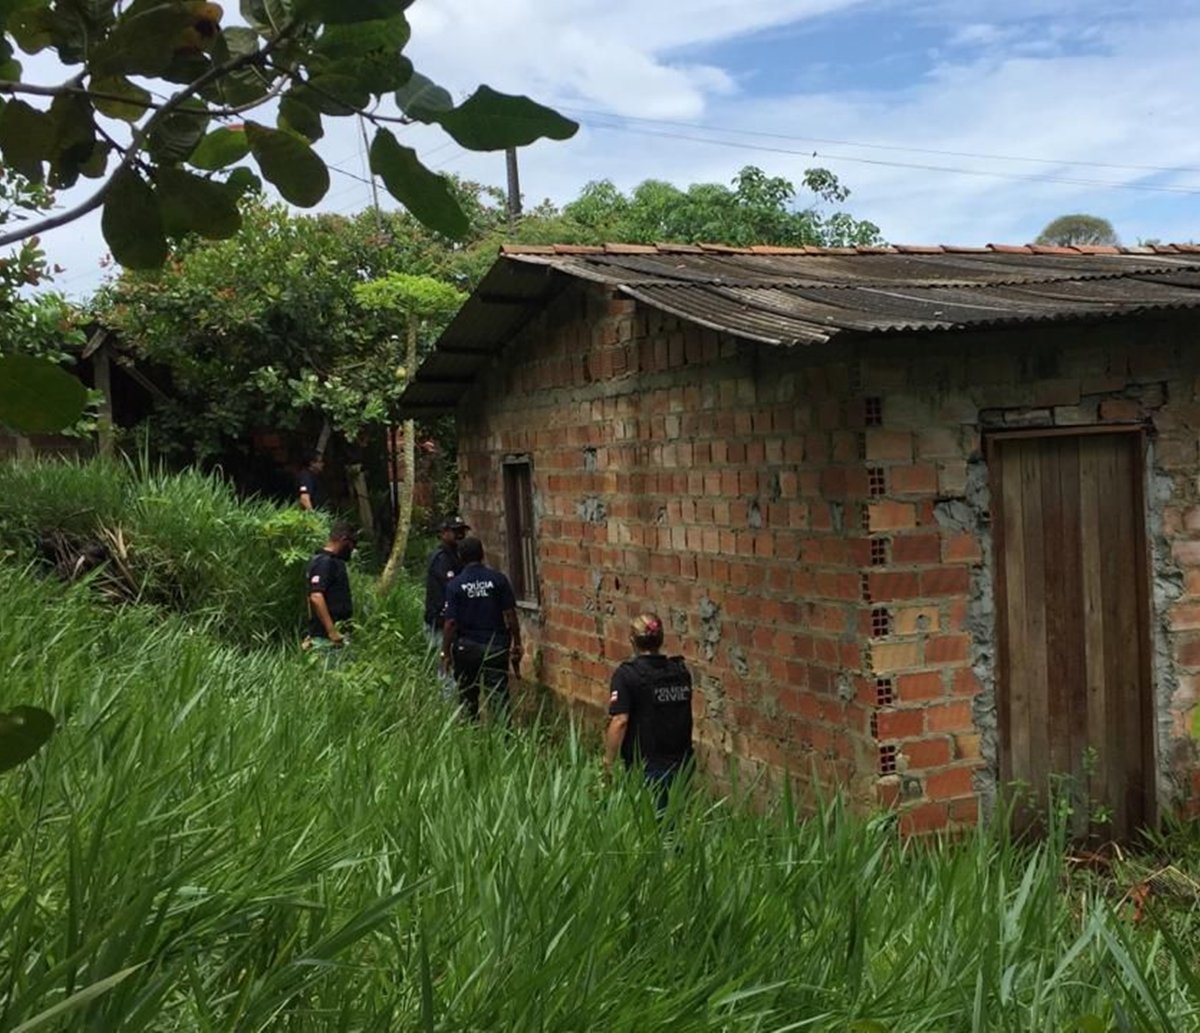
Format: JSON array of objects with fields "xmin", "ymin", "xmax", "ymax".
[{"xmin": 630, "ymin": 612, "xmax": 664, "ymax": 651}]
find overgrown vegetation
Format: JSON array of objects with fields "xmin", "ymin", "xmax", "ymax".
[
  {"xmin": 2, "ymin": 460, "xmax": 1200, "ymax": 1029},
  {"xmin": 0, "ymin": 457, "xmax": 324, "ymax": 644}
]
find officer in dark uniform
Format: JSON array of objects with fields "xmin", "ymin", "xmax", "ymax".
[
  {"xmin": 304, "ymin": 522, "xmax": 357, "ymax": 651},
  {"xmin": 604, "ymin": 611, "xmax": 694, "ymax": 808},
  {"xmin": 297, "ymin": 452, "xmax": 324, "ymax": 511},
  {"xmin": 440, "ymin": 536, "xmax": 523, "ymax": 721},
  {"xmin": 424, "ymin": 515, "xmax": 469, "ymax": 639}
]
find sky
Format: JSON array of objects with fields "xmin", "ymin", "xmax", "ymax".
[{"xmin": 25, "ymin": 0, "xmax": 1200, "ymax": 298}]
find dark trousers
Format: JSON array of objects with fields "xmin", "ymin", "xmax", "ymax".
[{"xmin": 451, "ymin": 638, "xmax": 510, "ymax": 722}]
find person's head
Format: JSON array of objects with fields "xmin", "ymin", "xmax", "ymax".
[
  {"xmin": 630, "ymin": 612, "xmax": 664, "ymax": 654},
  {"xmin": 438, "ymin": 515, "xmax": 470, "ymax": 548},
  {"xmin": 458, "ymin": 536, "xmax": 484, "ymax": 565},
  {"xmin": 305, "ymin": 451, "xmax": 325, "ymax": 474},
  {"xmin": 327, "ymin": 521, "xmax": 358, "ymax": 559}
]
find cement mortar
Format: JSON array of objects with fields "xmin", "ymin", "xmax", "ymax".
[{"xmin": 934, "ymin": 455, "xmax": 999, "ymax": 814}]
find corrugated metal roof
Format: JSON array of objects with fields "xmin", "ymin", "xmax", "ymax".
[{"xmin": 399, "ymin": 243, "xmax": 1200, "ymax": 414}]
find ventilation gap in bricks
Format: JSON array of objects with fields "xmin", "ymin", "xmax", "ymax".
[
  {"xmin": 857, "ymin": 432, "xmax": 867, "ymax": 461},
  {"xmin": 864, "ymin": 395, "xmax": 883, "ymax": 427},
  {"xmin": 859, "ymin": 503, "xmax": 871, "ymax": 531},
  {"xmin": 875, "ymin": 676, "xmax": 894, "ymax": 706},
  {"xmin": 879, "ymin": 744, "xmax": 898, "ymax": 775},
  {"xmin": 860, "ymin": 573, "xmax": 872, "ymax": 603},
  {"xmin": 870, "ymin": 538, "xmax": 889, "ymax": 566},
  {"xmin": 850, "ymin": 361, "xmax": 865, "ymax": 395},
  {"xmin": 869, "ymin": 712, "xmax": 879, "ymax": 739},
  {"xmin": 868, "ymin": 466, "xmax": 886, "ymax": 497},
  {"xmin": 871, "ymin": 607, "xmax": 891, "ymax": 638}
]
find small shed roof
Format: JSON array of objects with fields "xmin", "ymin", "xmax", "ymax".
[{"xmin": 400, "ymin": 243, "xmax": 1200, "ymax": 414}]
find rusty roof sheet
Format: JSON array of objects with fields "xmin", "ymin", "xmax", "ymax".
[{"xmin": 398, "ymin": 244, "xmax": 1200, "ymax": 414}]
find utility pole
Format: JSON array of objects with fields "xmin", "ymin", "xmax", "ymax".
[{"xmin": 505, "ymin": 146, "xmax": 522, "ymax": 231}]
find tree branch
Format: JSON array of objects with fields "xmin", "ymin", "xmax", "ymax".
[{"xmin": 0, "ymin": 27, "xmax": 297, "ymax": 249}]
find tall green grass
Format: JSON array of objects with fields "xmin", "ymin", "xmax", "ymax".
[
  {"xmin": 0, "ymin": 457, "xmax": 325, "ymax": 644},
  {"xmin": 1, "ymin": 460, "xmax": 1199, "ymax": 1029},
  {"xmin": 3, "ymin": 556, "xmax": 1200, "ymax": 1030}
]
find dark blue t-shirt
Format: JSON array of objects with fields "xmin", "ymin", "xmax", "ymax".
[
  {"xmin": 444, "ymin": 563, "xmax": 516, "ymax": 647},
  {"xmin": 298, "ymin": 469, "xmax": 321, "ymax": 509}
]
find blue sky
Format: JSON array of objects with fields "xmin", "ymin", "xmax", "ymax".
[{"xmin": 29, "ymin": 0, "xmax": 1200, "ymax": 297}]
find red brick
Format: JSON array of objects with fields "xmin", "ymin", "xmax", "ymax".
[
  {"xmin": 865, "ymin": 430, "xmax": 909, "ymax": 462},
  {"xmin": 898, "ymin": 671, "xmax": 945, "ymax": 702},
  {"xmin": 926, "ymin": 765, "xmax": 976, "ymax": 800},
  {"xmin": 925, "ymin": 699, "xmax": 973, "ymax": 732},
  {"xmin": 926, "ymin": 634, "xmax": 970, "ymax": 665},
  {"xmin": 876, "ymin": 777, "xmax": 902, "ymax": 808},
  {"xmin": 868, "ymin": 571, "xmax": 922, "ymax": 601},
  {"xmin": 948, "ymin": 796, "xmax": 979, "ymax": 824},
  {"xmin": 890, "ymin": 463, "xmax": 938, "ymax": 494},
  {"xmin": 942, "ymin": 533, "xmax": 982, "ymax": 563},
  {"xmin": 900, "ymin": 801, "xmax": 948, "ymax": 835},
  {"xmin": 871, "ymin": 641, "xmax": 922, "ymax": 673},
  {"xmin": 876, "ymin": 708, "xmax": 923, "ymax": 739},
  {"xmin": 1099, "ymin": 398, "xmax": 1141, "ymax": 422},
  {"xmin": 901, "ymin": 737, "xmax": 952, "ymax": 769},
  {"xmin": 952, "ymin": 667, "xmax": 982, "ymax": 697},
  {"xmin": 915, "ymin": 427, "xmax": 960, "ymax": 459},
  {"xmin": 1171, "ymin": 603, "xmax": 1200, "ymax": 631},
  {"xmin": 868, "ymin": 500, "xmax": 916, "ymax": 531},
  {"xmin": 921, "ymin": 567, "xmax": 971, "ymax": 598},
  {"xmin": 891, "ymin": 533, "xmax": 941, "ymax": 564}
]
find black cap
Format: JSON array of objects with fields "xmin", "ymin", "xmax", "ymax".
[{"xmin": 439, "ymin": 516, "xmax": 470, "ymax": 532}]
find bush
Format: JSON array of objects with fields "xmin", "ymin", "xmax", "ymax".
[{"xmin": 0, "ymin": 457, "xmax": 328, "ymax": 644}]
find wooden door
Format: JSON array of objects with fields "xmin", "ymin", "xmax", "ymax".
[{"xmin": 991, "ymin": 430, "xmax": 1154, "ymax": 839}]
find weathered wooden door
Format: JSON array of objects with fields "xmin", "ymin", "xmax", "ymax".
[{"xmin": 991, "ymin": 430, "xmax": 1154, "ymax": 839}]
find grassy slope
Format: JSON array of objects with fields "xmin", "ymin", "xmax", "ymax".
[{"xmin": 1, "ymin": 465, "xmax": 1199, "ymax": 1030}]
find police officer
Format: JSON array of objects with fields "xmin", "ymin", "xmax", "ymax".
[
  {"xmin": 304, "ymin": 522, "xmax": 357, "ymax": 653},
  {"xmin": 424, "ymin": 515, "xmax": 469, "ymax": 641},
  {"xmin": 440, "ymin": 536, "xmax": 523, "ymax": 721},
  {"xmin": 604, "ymin": 612, "xmax": 694, "ymax": 807},
  {"xmin": 297, "ymin": 452, "xmax": 324, "ymax": 511}
]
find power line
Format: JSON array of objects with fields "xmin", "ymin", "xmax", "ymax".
[
  {"xmin": 577, "ymin": 119, "xmax": 1200, "ymax": 196},
  {"xmin": 561, "ymin": 105, "xmax": 1200, "ymax": 179}
]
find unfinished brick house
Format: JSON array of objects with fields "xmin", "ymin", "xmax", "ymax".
[{"xmin": 399, "ymin": 242, "xmax": 1200, "ymax": 836}]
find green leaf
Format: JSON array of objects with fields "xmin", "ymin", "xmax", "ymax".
[
  {"xmin": 278, "ymin": 94, "xmax": 323, "ymax": 142},
  {"xmin": 90, "ymin": 4, "xmax": 199, "ymax": 77},
  {"xmin": 0, "ymin": 357, "xmax": 86, "ymax": 435},
  {"xmin": 46, "ymin": 92, "xmax": 96, "ymax": 188},
  {"xmin": 369, "ymin": 127, "xmax": 467, "ymax": 239},
  {"xmin": 189, "ymin": 126, "xmax": 250, "ymax": 170},
  {"xmin": 90, "ymin": 74, "xmax": 153, "ymax": 122},
  {"xmin": 316, "ymin": 13, "xmax": 409, "ymax": 59},
  {"xmin": 393, "ymin": 71, "xmax": 451, "ymax": 121},
  {"xmin": 302, "ymin": 74, "xmax": 370, "ymax": 116},
  {"xmin": 153, "ymin": 166, "xmax": 241, "ymax": 239},
  {"xmin": 79, "ymin": 141, "xmax": 110, "ymax": 178},
  {"xmin": 147, "ymin": 97, "xmax": 209, "ymax": 164},
  {"xmin": 11, "ymin": 964, "xmax": 143, "ymax": 1031},
  {"xmin": 245, "ymin": 121, "xmax": 329, "ymax": 207},
  {"xmin": 8, "ymin": 5, "xmax": 56, "ymax": 54},
  {"xmin": 101, "ymin": 165, "xmax": 167, "ymax": 268},
  {"xmin": 298, "ymin": 0, "xmax": 412, "ymax": 26},
  {"xmin": 0, "ymin": 98, "xmax": 54, "ymax": 181},
  {"xmin": 220, "ymin": 24, "xmax": 258, "ymax": 56},
  {"xmin": 435, "ymin": 86, "xmax": 579, "ymax": 151},
  {"xmin": 225, "ymin": 165, "xmax": 262, "ymax": 197}
]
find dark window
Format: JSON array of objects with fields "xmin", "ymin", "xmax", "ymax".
[
  {"xmin": 864, "ymin": 396, "xmax": 883, "ymax": 426},
  {"xmin": 503, "ymin": 460, "xmax": 538, "ymax": 604}
]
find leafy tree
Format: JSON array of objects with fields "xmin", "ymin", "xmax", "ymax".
[
  {"xmin": 1035, "ymin": 214, "xmax": 1119, "ymax": 247},
  {"xmin": 354, "ymin": 272, "xmax": 463, "ymax": 589},
  {"xmin": 0, "ymin": 0, "xmax": 576, "ymax": 429},
  {"xmin": 539, "ymin": 165, "xmax": 882, "ymax": 248}
]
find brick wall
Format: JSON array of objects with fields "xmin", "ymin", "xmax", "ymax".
[
  {"xmin": 457, "ymin": 285, "xmax": 1200, "ymax": 827},
  {"xmin": 458, "ymin": 281, "xmax": 878, "ymax": 803},
  {"xmin": 856, "ymin": 317, "xmax": 1200, "ymax": 832}
]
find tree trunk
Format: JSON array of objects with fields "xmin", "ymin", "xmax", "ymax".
[
  {"xmin": 347, "ymin": 462, "xmax": 375, "ymax": 539},
  {"xmin": 378, "ymin": 315, "xmax": 418, "ymax": 592}
]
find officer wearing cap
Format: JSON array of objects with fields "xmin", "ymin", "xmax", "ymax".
[{"xmin": 425, "ymin": 515, "xmax": 469, "ymax": 640}]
